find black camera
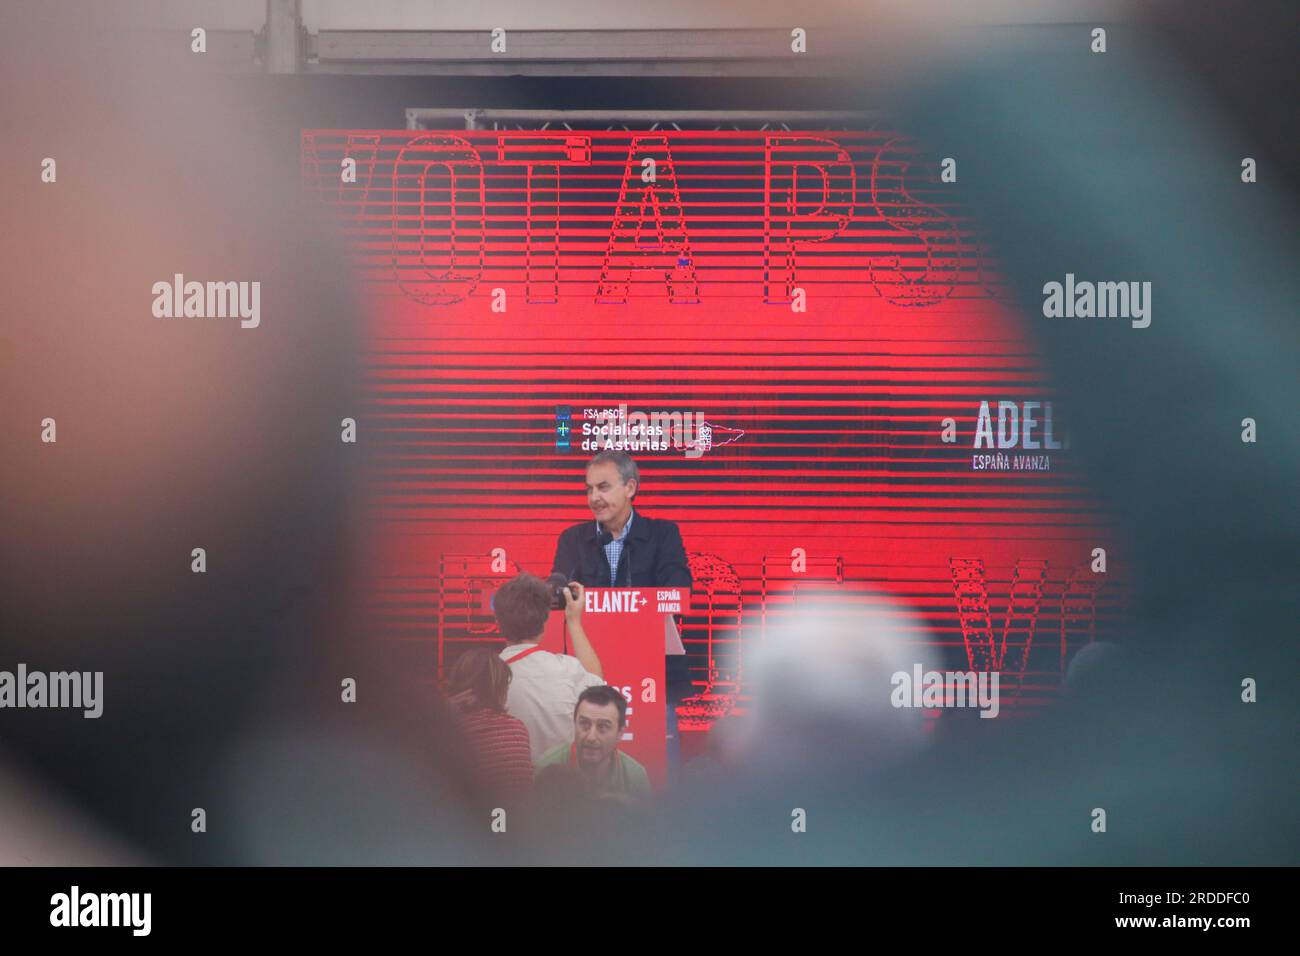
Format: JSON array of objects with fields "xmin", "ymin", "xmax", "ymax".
[{"xmin": 547, "ymin": 574, "xmax": 576, "ymax": 610}]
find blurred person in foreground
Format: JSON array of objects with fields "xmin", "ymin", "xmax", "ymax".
[
  {"xmin": 446, "ymin": 649, "xmax": 534, "ymax": 805},
  {"xmin": 0, "ymin": 2, "xmax": 490, "ymax": 865},
  {"xmin": 616, "ymin": 0, "xmax": 1299, "ymax": 866}
]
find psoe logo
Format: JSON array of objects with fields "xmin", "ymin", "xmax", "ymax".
[
  {"xmin": 50, "ymin": 886, "xmax": 151, "ymax": 936},
  {"xmin": 890, "ymin": 664, "xmax": 1000, "ymax": 718},
  {"xmin": 666, "ymin": 417, "xmax": 745, "ymax": 460},
  {"xmin": 578, "ymin": 403, "xmax": 743, "ymax": 460}
]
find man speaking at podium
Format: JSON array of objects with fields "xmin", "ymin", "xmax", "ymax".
[
  {"xmin": 551, "ymin": 450, "xmax": 691, "ymax": 591},
  {"xmin": 551, "ymin": 450, "xmax": 692, "ymax": 772}
]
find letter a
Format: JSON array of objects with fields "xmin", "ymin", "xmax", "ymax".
[
  {"xmin": 341, "ymin": 157, "xmax": 357, "ymax": 183},
  {"xmin": 1042, "ymin": 281, "xmax": 1063, "ymax": 317},
  {"xmin": 1091, "ymin": 28, "xmax": 1106, "ymax": 53},
  {"xmin": 491, "ymin": 808, "xmax": 507, "ymax": 833},
  {"xmin": 1091, "ymin": 547, "xmax": 1107, "ymax": 573},
  {"xmin": 491, "ymin": 287, "xmax": 507, "ymax": 312},
  {"xmin": 341, "ymin": 417, "xmax": 357, "ymax": 443},
  {"xmin": 791, "ymin": 807, "xmax": 806, "ymax": 832},
  {"xmin": 1241, "ymin": 158, "xmax": 1256, "ymax": 183},
  {"xmin": 596, "ymin": 135, "xmax": 700, "ymax": 304},
  {"xmin": 941, "ymin": 158, "xmax": 956, "ymax": 183},
  {"xmin": 50, "ymin": 893, "xmax": 71, "ymax": 927},
  {"xmin": 973, "ymin": 402, "xmax": 994, "ymax": 448},
  {"xmin": 490, "ymin": 547, "xmax": 507, "ymax": 573},
  {"xmin": 790, "ymin": 547, "xmax": 806, "ymax": 573},
  {"xmin": 41, "ymin": 158, "xmax": 56, "ymax": 183},
  {"xmin": 191, "ymin": 808, "xmax": 207, "ymax": 832},
  {"xmin": 151, "ymin": 281, "xmax": 172, "ymax": 318},
  {"xmin": 490, "ymin": 27, "xmax": 506, "ymax": 53},
  {"xmin": 191, "ymin": 548, "xmax": 206, "ymax": 573},
  {"xmin": 889, "ymin": 672, "xmax": 910, "ymax": 708},
  {"xmin": 791, "ymin": 287, "xmax": 806, "ymax": 313},
  {"xmin": 191, "ymin": 27, "xmax": 207, "ymax": 53},
  {"xmin": 341, "ymin": 677, "xmax": 357, "ymax": 703},
  {"xmin": 640, "ymin": 678, "xmax": 657, "ymax": 703},
  {"xmin": 1241, "ymin": 417, "xmax": 1256, "ymax": 442},
  {"xmin": 790, "ymin": 28, "xmax": 806, "ymax": 54},
  {"xmin": 1091, "ymin": 807, "xmax": 1106, "ymax": 832},
  {"xmin": 940, "ymin": 417, "xmax": 956, "ymax": 443},
  {"xmin": 41, "ymin": 417, "xmax": 57, "ymax": 443},
  {"xmin": 1240, "ymin": 677, "xmax": 1256, "ymax": 702}
]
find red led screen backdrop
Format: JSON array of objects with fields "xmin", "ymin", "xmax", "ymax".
[{"xmin": 301, "ymin": 128, "xmax": 1129, "ymax": 732}]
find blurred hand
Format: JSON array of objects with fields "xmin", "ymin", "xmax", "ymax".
[{"xmin": 563, "ymin": 581, "xmax": 586, "ymax": 625}]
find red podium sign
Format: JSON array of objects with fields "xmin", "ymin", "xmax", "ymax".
[{"xmin": 537, "ymin": 587, "xmax": 688, "ymax": 787}]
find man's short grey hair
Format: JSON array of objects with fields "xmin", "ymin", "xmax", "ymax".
[{"xmin": 588, "ymin": 450, "xmax": 639, "ymax": 492}]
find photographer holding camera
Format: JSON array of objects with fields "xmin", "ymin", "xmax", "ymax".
[{"xmin": 492, "ymin": 573, "xmax": 605, "ymax": 762}]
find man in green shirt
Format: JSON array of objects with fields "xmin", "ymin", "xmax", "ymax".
[{"xmin": 536, "ymin": 685, "xmax": 650, "ymax": 805}]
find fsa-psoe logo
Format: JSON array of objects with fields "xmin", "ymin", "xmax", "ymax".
[
  {"xmin": 668, "ymin": 418, "xmax": 744, "ymax": 458},
  {"xmin": 570, "ymin": 403, "xmax": 744, "ymax": 459}
]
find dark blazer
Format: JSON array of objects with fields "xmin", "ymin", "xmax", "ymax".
[{"xmin": 551, "ymin": 511, "xmax": 692, "ymax": 589}]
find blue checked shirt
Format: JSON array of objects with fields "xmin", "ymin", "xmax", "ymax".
[{"xmin": 600, "ymin": 510, "xmax": 634, "ymax": 586}]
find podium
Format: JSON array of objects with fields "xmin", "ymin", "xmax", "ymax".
[{"xmin": 536, "ymin": 587, "xmax": 689, "ymax": 788}]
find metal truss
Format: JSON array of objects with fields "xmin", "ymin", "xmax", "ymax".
[
  {"xmin": 404, "ymin": 108, "xmax": 880, "ymax": 131},
  {"xmin": 172, "ymin": 2, "xmax": 860, "ymax": 78}
]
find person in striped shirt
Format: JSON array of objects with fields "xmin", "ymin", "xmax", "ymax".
[{"xmin": 446, "ymin": 648, "xmax": 534, "ymax": 802}]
